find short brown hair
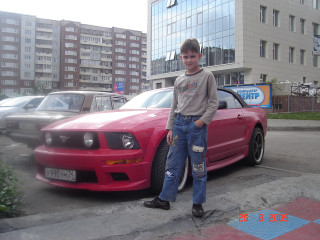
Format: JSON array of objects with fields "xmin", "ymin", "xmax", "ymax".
[{"xmin": 180, "ymin": 38, "xmax": 200, "ymax": 54}]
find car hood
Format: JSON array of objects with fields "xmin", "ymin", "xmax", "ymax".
[
  {"xmin": 5, "ymin": 111, "xmax": 79, "ymax": 123},
  {"xmin": 43, "ymin": 108, "xmax": 170, "ymax": 131},
  {"xmin": 0, "ymin": 107, "xmax": 20, "ymax": 114}
]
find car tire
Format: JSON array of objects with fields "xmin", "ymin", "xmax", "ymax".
[
  {"xmin": 151, "ymin": 140, "xmax": 189, "ymax": 194},
  {"xmin": 245, "ymin": 127, "xmax": 265, "ymax": 166}
]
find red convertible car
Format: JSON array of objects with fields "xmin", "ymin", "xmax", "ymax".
[{"xmin": 34, "ymin": 87, "xmax": 267, "ymax": 193}]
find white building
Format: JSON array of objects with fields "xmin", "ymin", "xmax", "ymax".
[{"xmin": 147, "ymin": 0, "xmax": 320, "ymax": 90}]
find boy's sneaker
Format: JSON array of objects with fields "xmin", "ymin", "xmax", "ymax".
[
  {"xmin": 143, "ymin": 197, "xmax": 170, "ymax": 210},
  {"xmin": 192, "ymin": 204, "xmax": 204, "ymax": 217}
]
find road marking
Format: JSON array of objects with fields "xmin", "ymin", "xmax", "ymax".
[{"xmin": 257, "ymin": 165, "xmax": 317, "ymax": 175}]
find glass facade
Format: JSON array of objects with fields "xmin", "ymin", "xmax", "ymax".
[{"xmin": 151, "ymin": 0, "xmax": 235, "ymax": 76}]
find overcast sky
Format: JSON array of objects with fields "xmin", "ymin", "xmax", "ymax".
[{"xmin": 1, "ymin": 0, "xmax": 148, "ymax": 32}]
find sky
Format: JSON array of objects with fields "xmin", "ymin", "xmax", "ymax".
[{"xmin": 1, "ymin": 0, "xmax": 148, "ymax": 33}]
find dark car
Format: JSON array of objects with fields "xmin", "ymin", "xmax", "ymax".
[
  {"xmin": 5, "ymin": 91, "xmax": 127, "ymax": 147},
  {"xmin": 34, "ymin": 87, "xmax": 267, "ymax": 193}
]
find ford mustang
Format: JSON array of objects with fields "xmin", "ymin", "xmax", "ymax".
[{"xmin": 34, "ymin": 87, "xmax": 267, "ymax": 193}]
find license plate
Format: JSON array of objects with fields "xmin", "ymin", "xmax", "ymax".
[
  {"xmin": 45, "ymin": 168, "xmax": 76, "ymax": 182},
  {"xmin": 19, "ymin": 122, "xmax": 36, "ymax": 130}
]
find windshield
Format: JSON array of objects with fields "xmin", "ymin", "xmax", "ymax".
[
  {"xmin": 0, "ymin": 96, "xmax": 34, "ymax": 107},
  {"xmin": 37, "ymin": 94, "xmax": 85, "ymax": 112},
  {"xmin": 121, "ymin": 89, "xmax": 173, "ymax": 109}
]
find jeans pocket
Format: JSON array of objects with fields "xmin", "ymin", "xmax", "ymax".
[{"xmin": 193, "ymin": 121, "xmax": 202, "ymax": 129}]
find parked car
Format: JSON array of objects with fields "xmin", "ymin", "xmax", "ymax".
[
  {"xmin": 0, "ymin": 96, "xmax": 44, "ymax": 131},
  {"xmin": 5, "ymin": 91, "xmax": 127, "ymax": 147},
  {"xmin": 0, "ymin": 97, "xmax": 12, "ymax": 106},
  {"xmin": 34, "ymin": 87, "xmax": 267, "ymax": 193}
]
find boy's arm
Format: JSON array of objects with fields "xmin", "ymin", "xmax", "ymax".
[
  {"xmin": 166, "ymin": 85, "xmax": 178, "ymax": 130},
  {"xmin": 200, "ymin": 74, "xmax": 219, "ymax": 125}
]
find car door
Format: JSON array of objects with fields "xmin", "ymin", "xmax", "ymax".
[{"xmin": 206, "ymin": 90, "xmax": 248, "ymax": 163}]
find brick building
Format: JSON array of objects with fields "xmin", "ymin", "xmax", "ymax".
[{"xmin": 0, "ymin": 11, "xmax": 148, "ymax": 96}]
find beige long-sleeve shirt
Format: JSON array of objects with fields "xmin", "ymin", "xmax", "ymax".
[{"xmin": 166, "ymin": 69, "xmax": 219, "ymax": 130}]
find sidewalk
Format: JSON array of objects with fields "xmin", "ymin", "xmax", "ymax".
[
  {"xmin": 173, "ymin": 198, "xmax": 320, "ymax": 240},
  {"xmin": 267, "ymin": 119, "xmax": 320, "ymax": 131},
  {"xmin": 1, "ymin": 174, "xmax": 320, "ymax": 240}
]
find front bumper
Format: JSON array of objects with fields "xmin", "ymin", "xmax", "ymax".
[{"xmin": 34, "ymin": 146, "xmax": 151, "ymax": 191}]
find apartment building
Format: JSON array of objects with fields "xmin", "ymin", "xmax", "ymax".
[
  {"xmin": 0, "ymin": 11, "xmax": 21, "ymax": 96},
  {"xmin": 112, "ymin": 28, "xmax": 148, "ymax": 95},
  {"xmin": 147, "ymin": 0, "xmax": 320, "ymax": 90},
  {"xmin": 35, "ymin": 18, "xmax": 60, "ymax": 91},
  {"xmin": 0, "ymin": 11, "xmax": 148, "ymax": 96}
]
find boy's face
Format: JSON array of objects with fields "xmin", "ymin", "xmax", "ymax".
[{"xmin": 180, "ymin": 50, "xmax": 202, "ymax": 74}]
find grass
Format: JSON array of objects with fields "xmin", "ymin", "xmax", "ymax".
[{"xmin": 267, "ymin": 112, "xmax": 320, "ymax": 120}]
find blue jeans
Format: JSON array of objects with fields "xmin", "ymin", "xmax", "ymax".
[{"xmin": 159, "ymin": 114, "xmax": 208, "ymax": 204}]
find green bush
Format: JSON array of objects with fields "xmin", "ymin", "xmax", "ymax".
[{"xmin": 0, "ymin": 159, "xmax": 24, "ymax": 218}]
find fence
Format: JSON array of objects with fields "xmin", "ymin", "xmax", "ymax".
[{"xmin": 265, "ymin": 95, "xmax": 320, "ymax": 113}]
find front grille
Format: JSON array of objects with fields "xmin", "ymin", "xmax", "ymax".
[
  {"xmin": 111, "ymin": 172, "xmax": 129, "ymax": 181},
  {"xmin": 77, "ymin": 171, "xmax": 98, "ymax": 183},
  {"xmin": 43, "ymin": 131, "xmax": 100, "ymax": 149}
]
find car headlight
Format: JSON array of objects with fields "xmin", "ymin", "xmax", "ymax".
[
  {"xmin": 105, "ymin": 132, "xmax": 140, "ymax": 149},
  {"xmin": 44, "ymin": 132, "xmax": 52, "ymax": 146},
  {"xmin": 83, "ymin": 132, "xmax": 94, "ymax": 148}
]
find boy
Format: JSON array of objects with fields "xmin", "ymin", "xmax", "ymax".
[{"xmin": 144, "ymin": 38, "xmax": 218, "ymax": 217}]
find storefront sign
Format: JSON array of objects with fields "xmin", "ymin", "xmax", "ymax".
[{"xmin": 225, "ymin": 84, "xmax": 272, "ymax": 108}]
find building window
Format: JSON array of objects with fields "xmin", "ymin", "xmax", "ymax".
[
  {"xmin": 116, "ymin": 33, "xmax": 126, "ymax": 39},
  {"xmin": 289, "ymin": 47, "xmax": 295, "ymax": 63},
  {"xmin": 65, "ymin": 27, "xmax": 75, "ymax": 32},
  {"xmin": 273, "ymin": 43, "xmax": 279, "ymax": 60},
  {"xmin": 116, "ymin": 63, "xmax": 126, "ymax": 68},
  {"xmin": 260, "ymin": 6, "xmax": 267, "ymax": 23},
  {"xmin": 300, "ymin": 19, "xmax": 305, "ymax": 34},
  {"xmin": 2, "ymin": 18, "xmax": 19, "ymax": 25},
  {"xmin": 289, "ymin": 15, "xmax": 295, "ymax": 32},
  {"xmin": 116, "ymin": 55, "xmax": 126, "ymax": 60},
  {"xmin": 313, "ymin": 23, "xmax": 319, "ymax": 35},
  {"xmin": 129, "ymin": 56, "xmax": 139, "ymax": 62},
  {"xmin": 116, "ymin": 41, "xmax": 126, "ymax": 46},
  {"xmin": 115, "ymin": 48, "xmax": 126, "ymax": 53},
  {"xmin": 300, "ymin": 50, "xmax": 305, "ymax": 65},
  {"xmin": 115, "ymin": 70, "xmax": 126, "ymax": 75},
  {"xmin": 300, "ymin": 0, "xmax": 305, "ymax": 4},
  {"xmin": 260, "ymin": 40, "xmax": 267, "ymax": 58},
  {"xmin": 130, "ymin": 43, "xmax": 140, "ymax": 48},
  {"xmin": 313, "ymin": 55, "xmax": 319, "ymax": 67},
  {"xmin": 130, "ymin": 50, "xmax": 140, "ymax": 55},
  {"xmin": 273, "ymin": 10, "xmax": 279, "ymax": 27},
  {"xmin": 313, "ymin": 0, "xmax": 320, "ymax": 10},
  {"xmin": 65, "ymin": 35, "xmax": 77, "ymax": 40},
  {"xmin": 156, "ymin": 82, "xmax": 162, "ymax": 89},
  {"xmin": 260, "ymin": 74, "xmax": 267, "ymax": 83},
  {"xmin": 130, "ymin": 36, "xmax": 139, "ymax": 41}
]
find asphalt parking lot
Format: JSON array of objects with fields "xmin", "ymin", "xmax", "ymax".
[{"xmin": 1, "ymin": 119, "xmax": 320, "ymax": 239}]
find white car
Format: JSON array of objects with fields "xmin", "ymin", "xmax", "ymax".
[{"xmin": 0, "ymin": 96, "xmax": 44, "ymax": 130}]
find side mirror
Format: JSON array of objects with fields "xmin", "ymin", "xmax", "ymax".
[{"xmin": 218, "ymin": 101, "xmax": 227, "ymax": 110}]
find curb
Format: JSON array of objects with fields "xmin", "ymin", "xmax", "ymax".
[{"xmin": 268, "ymin": 126, "xmax": 320, "ymax": 131}]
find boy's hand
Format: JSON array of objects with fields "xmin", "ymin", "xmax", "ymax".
[
  {"xmin": 194, "ymin": 119, "xmax": 204, "ymax": 128},
  {"xmin": 167, "ymin": 130, "xmax": 173, "ymax": 145}
]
